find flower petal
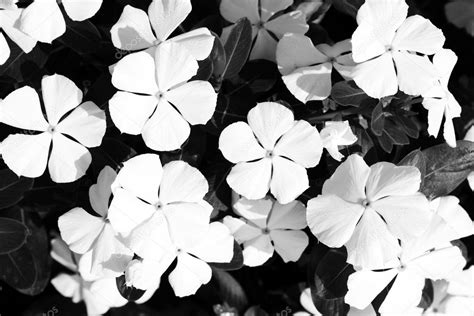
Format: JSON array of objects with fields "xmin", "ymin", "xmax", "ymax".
[
  {"xmin": 371, "ymin": 193, "xmax": 431, "ymax": 240},
  {"xmin": 276, "ymin": 33, "xmax": 328, "ymax": 75},
  {"xmin": 62, "ymin": 0, "xmax": 102, "ymax": 21},
  {"xmin": 306, "ymin": 195, "xmax": 364, "ymax": 248},
  {"xmin": 165, "ymin": 81, "xmax": 217, "ymax": 125},
  {"xmin": 170, "ymin": 28, "xmax": 214, "ymax": 61},
  {"xmin": 392, "ymin": 15, "xmax": 445, "ymax": 55},
  {"xmin": 352, "ymin": 53, "xmax": 398, "ymax": 99},
  {"xmin": 109, "ymin": 92, "xmax": 157, "ymax": 135},
  {"xmin": 393, "ymin": 51, "xmax": 438, "ymax": 96},
  {"xmin": 169, "ymin": 252, "xmax": 212, "ymax": 297},
  {"xmin": 0, "ymin": 133, "xmax": 51, "ymax": 178},
  {"xmin": 422, "ymin": 97, "xmax": 445, "ymax": 138},
  {"xmin": 432, "ymin": 49, "xmax": 458, "ymax": 86},
  {"xmin": 270, "ymin": 229, "xmax": 308, "ymax": 262},
  {"xmin": 50, "ymin": 238, "xmax": 77, "ymax": 271},
  {"xmin": 114, "ymin": 153, "xmax": 162, "ymax": 205},
  {"xmin": 58, "ymin": 207, "xmax": 104, "ymax": 254},
  {"xmin": 19, "ymin": 0, "xmax": 65, "ymax": 43},
  {"xmin": 345, "ymin": 269, "xmax": 398, "ymax": 310},
  {"xmin": 89, "ymin": 166, "xmax": 117, "ymax": 218},
  {"xmin": 273, "ymin": 120, "xmax": 323, "ymax": 168},
  {"xmin": 260, "ymin": 0, "xmax": 292, "ymax": 22},
  {"xmin": 410, "ymin": 246, "xmax": 465, "ymax": 281},
  {"xmin": 142, "ymin": 99, "xmax": 190, "ymax": 151},
  {"xmin": 219, "ymin": 0, "xmax": 259, "ymax": 24},
  {"xmin": 155, "ymin": 41, "xmax": 198, "ymax": 92},
  {"xmin": 233, "ymin": 197, "xmax": 273, "ymax": 228},
  {"xmin": 365, "ymin": 162, "xmax": 421, "ymax": 201},
  {"xmin": 159, "ymin": 160, "xmax": 208, "ymax": 204},
  {"xmin": 270, "ymin": 156, "xmax": 309, "ymax": 204},
  {"xmin": 51, "ymin": 274, "xmax": 82, "ymax": 303},
  {"xmin": 42, "ymin": 74, "xmax": 83, "ymax": 126},
  {"xmin": 112, "ymin": 51, "xmax": 159, "ymax": 95},
  {"xmin": 227, "ymin": 159, "xmax": 272, "ymax": 200},
  {"xmin": 247, "ymin": 102, "xmax": 294, "ymax": 151},
  {"xmin": 322, "ymin": 154, "xmax": 370, "ymax": 204},
  {"xmin": 223, "ymin": 216, "xmax": 262, "ymax": 243},
  {"xmin": 110, "ymin": 5, "xmax": 156, "ymax": 51},
  {"xmin": 0, "ymin": 86, "xmax": 48, "ymax": 131},
  {"xmin": 242, "ymin": 234, "xmax": 274, "ymax": 266},
  {"xmin": 56, "ymin": 101, "xmax": 105, "ymax": 148},
  {"xmin": 345, "ymin": 208, "xmax": 401, "ymax": 270},
  {"xmin": 148, "ymin": 0, "xmax": 191, "ymax": 42},
  {"xmin": 0, "ymin": 9, "xmax": 36, "ymax": 53},
  {"xmin": 249, "ymin": 28, "xmax": 277, "ymax": 61},
  {"xmin": 281, "ymin": 64, "xmax": 333, "ymax": 103},
  {"xmin": 435, "ymin": 196, "xmax": 474, "ymax": 241},
  {"xmin": 264, "ymin": 10, "xmax": 308, "ymax": 38},
  {"xmin": 187, "ymin": 222, "xmax": 234, "ymax": 263},
  {"xmin": 219, "ymin": 122, "xmax": 266, "ymax": 164},
  {"xmin": 0, "ymin": 32, "xmax": 9, "ymax": 65},
  {"xmin": 267, "ymin": 199, "xmax": 307, "ymax": 230}
]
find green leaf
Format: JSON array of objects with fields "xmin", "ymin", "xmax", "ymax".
[
  {"xmin": 222, "ymin": 18, "xmax": 252, "ymax": 79},
  {"xmin": 212, "ymin": 269, "xmax": 248, "ymax": 312},
  {"xmin": 210, "ymin": 33, "xmax": 227, "ymax": 78},
  {"xmin": 0, "ymin": 168, "xmax": 34, "ymax": 209},
  {"xmin": 421, "ymin": 140, "xmax": 474, "ymax": 198},
  {"xmin": 331, "ymin": 81, "xmax": 370, "ymax": 107},
  {"xmin": 0, "ymin": 217, "xmax": 29, "ymax": 254}
]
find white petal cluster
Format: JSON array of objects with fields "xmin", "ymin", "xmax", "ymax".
[
  {"xmin": 224, "ymin": 196, "xmax": 309, "ymax": 266},
  {"xmin": 0, "ymin": 74, "xmax": 106, "ymax": 183},
  {"xmin": 320, "ymin": 121, "xmax": 358, "ymax": 161},
  {"xmin": 109, "ymin": 41, "xmax": 217, "ymax": 151},
  {"xmin": 220, "ymin": 0, "xmax": 309, "ymax": 61},
  {"xmin": 219, "ymin": 102, "xmax": 323, "ymax": 204}
]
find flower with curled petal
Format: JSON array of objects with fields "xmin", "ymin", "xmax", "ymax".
[
  {"xmin": 220, "ymin": 0, "xmax": 308, "ymax": 61},
  {"xmin": 0, "ymin": 74, "xmax": 106, "ymax": 183},
  {"xmin": 351, "ymin": 0, "xmax": 445, "ymax": 98},
  {"xmin": 110, "ymin": 0, "xmax": 214, "ymax": 61},
  {"xmin": 223, "ymin": 196, "xmax": 308, "ymax": 266},
  {"xmin": 306, "ymin": 154, "xmax": 432, "ymax": 270},
  {"xmin": 219, "ymin": 102, "xmax": 323, "ymax": 204},
  {"xmin": 320, "ymin": 121, "xmax": 358, "ymax": 161},
  {"xmin": 109, "ymin": 41, "xmax": 217, "ymax": 151},
  {"xmin": 276, "ymin": 34, "xmax": 355, "ymax": 103}
]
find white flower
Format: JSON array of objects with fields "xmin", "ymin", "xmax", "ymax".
[
  {"xmin": 276, "ymin": 34, "xmax": 355, "ymax": 103},
  {"xmin": 219, "ymin": 102, "xmax": 323, "ymax": 204},
  {"xmin": 0, "ymin": 74, "xmax": 106, "ymax": 183},
  {"xmin": 0, "ymin": 5, "xmax": 37, "ymax": 65},
  {"xmin": 19, "ymin": 0, "xmax": 103, "ymax": 43},
  {"xmin": 110, "ymin": 0, "xmax": 213, "ymax": 61},
  {"xmin": 306, "ymin": 154, "xmax": 432, "ymax": 269},
  {"xmin": 351, "ymin": 0, "xmax": 445, "ymax": 98},
  {"xmin": 0, "ymin": 0, "xmax": 17, "ymax": 10},
  {"xmin": 58, "ymin": 166, "xmax": 133, "ymax": 277},
  {"xmin": 220, "ymin": 0, "xmax": 308, "ymax": 61},
  {"xmin": 50, "ymin": 238, "xmax": 127, "ymax": 316},
  {"xmin": 345, "ymin": 195, "xmax": 473, "ymax": 314},
  {"xmin": 109, "ymin": 41, "xmax": 217, "ymax": 151},
  {"xmin": 223, "ymin": 196, "xmax": 308, "ymax": 267},
  {"xmin": 445, "ymin": 0, "xmax": 474, "ymax": 36},
  {"xmin": 124, "ymin": 258, "xmax": 156, "ymax": 291},
  {"xmin": 422, "ymin": 49, "xmax": 461, "ymax": 147},
  {"xmin": 465, "ymin": 125, "xmax": 474, "ymax": 191},
  {"xmin": 320, "ymin": 121, "xmax": 358, "ymax": 161}
]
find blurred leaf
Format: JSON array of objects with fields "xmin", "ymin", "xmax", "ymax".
[
  {"xmin": 59, "ymin": 19, "xmax": 102, "ymax": 54},
  {"xmin": 0, "ymin": 217, "xmax": 29, "ymax": 254},
  {"xmin": 421, "ymin": 140, "xmax": 474, "ymax": 198},
  {"xmin": 0, "ymin": 168, "xmax": 34, "ymax": 209},
  {"xmin": 209, "ymin": 241, "xmax": 244, "ymax": 271},
  {"xmin": 332, "ymin": 0, "xmax": 364, "ymax": 17},
  {"xmin": 239, "ymin": 60, "xmax": 279, "ymax": 94},
  {"xmin": 244, "ymin": 306, "xmax": 269, "ymax": 316},
  {"xmin": 116, "ymin": 274, "xmax": 146, "ymax": 301},
  {"xmin": 212, "ymin": 269, "xmax": 248, "ymax": 312},
  {"xmin": 331, "ymin": 81, "xmax": 370, "ymax": 107},
  {"xmin": 222, "ymin": 18, "xmax": 252, "ymax": 79},
  {"xmin": 0, "ymin": 207, "xmax": 51, "ymax": 295}
]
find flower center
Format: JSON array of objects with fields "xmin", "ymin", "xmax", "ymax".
[
  {"xmin": 47, "ymin": 125, "xmax": 56, "ymax": 134},
  {"xmin": 361, "ymin": 199, "xmax": 370, "ymax": 207},
  {"xmin": 154, "ymin": 201, "xmax": 163, "ymax": 210},
  {"xmin": 265, "ymin": 150, "xmax": 274, "ymax": 158},
  {"xmin": 262, "ymin": 227, "xmax": 270, "ymax": 234},
  {"xmin": 385, "ymin": 45, "xmax": 394, "ymax": 52},
  {"xmin": 398, "ymin": 263, "xmax": 407, "ymax": 272},
  {"xmin": 156, "ymin": 91, "xmax": 165, "ymax": 100},
  {"xmin": 256, "ymin": 21, "xmax": 265, "ymax": 29}
]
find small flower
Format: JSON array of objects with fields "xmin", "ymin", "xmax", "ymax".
[
  {"xmin": 19, "ymin": 0, "xmax": 103, "ymax": 43},
  {"xmin": 109, "ymin": 42, "xmax": 217, "ymax": 151},
  {"xmin": 351, "ymin": 0, "xmax": 445, "ymax": 98},
  {"xmin": 276, "ymin": 34, "xmax": 355, "ymax": 103},
  {"xmin": 0, "ymin": 74, "xmax": 106, "ymax": 183},
  {"xmin": 58, "ymin": 166, "xmax": 133, "ymax": 277},
  {"xmin": 110, "ymin": 0, "xmax": 214, "ymax": 61},
  {"xmin": 224, "ymin": 196, "xmax": 308, "ymax": 266},
  {"xmin": 306, "ymin": 154, "xmax": 432, "ymax": 269},
  {"xmin": 220, "ymin": 0, "xmax": 308, "ymax": 61},
  {"xmin": 422, "ymin": 49, "xmax": 461, "ymax": 147},
  {"xmin": 50, "ymin": 238, "xmax": 127, "ymax": 316},
  {"xmin": 445, "ymin": 0, "xmax": 474, "ymax": 36},
  {"xmin": 345, "ymin": 196, "xmax": 473, "ymax": 314},
  {"xmin": 219, "ymin": 102, "xmax": 323, "ymax": 204},
  {"xmin": 0, "ymin": 5, "xmax": 37, "ymax": 65},
  {"xmin": 320, "ymin": 121, "xmax": 358, "ymax": 161}
]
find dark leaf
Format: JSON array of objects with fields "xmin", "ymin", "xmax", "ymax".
[
  {"xmin": 421, "ymin": 140, "xmax": 474, "ymax": 198},
  {"xmin": 212, "ymin": 269, "xmax": 248, "ymax": 312},
  {"xmin": 239, "ymin": 60, "xmax": 279, "ymax": 93},
  {"xmin": 371, "ymin": 101, "xmax": 385, "ymax": 136},
  {"xmin": 210, "ymin": 33, "xmax": 227, "ymax": 78},
  {"xmin": 332, "ymin": 0, "xmax": 365, "ymax": 18},
  {"xmin": 0, "ymin": 217, "xmax": 29, "ymax": 254},
  {"xmin": 0, "ymin": 42, "xmax": 48, "ymax": 82},
  {"xmin": 244, "ymin": 306, "xmax": 269, "ymax": 316},
  {"xmin": 0, "ymin": 168, "xmax": 34, "ymax": 209},
  {"xmin": 209, "ymin": 241, "xmax": 244, "ymax": 271},
  {"xmin": 418, "ymin": 280, "xmax": 434, "ymax": 310},
  {"xmin": 384, "ymin": 123, "xmax": 410, "ymax": 145},
  {"xmin": 331, "ymin": 81, "xmax": 370, "ymax": 107},
  {"xmin": 193, "ymin": 57, "xmax": 214, "ymax": 81},
  {"xmin": 91, "ymin": 137, "xmax": 137, "ymax": 173},
  {"xmin": 378, "ymin": 131, "xmax": 395, "ymax": 153},
  {"xmin": 116, "ymin": 274, "xmax": 146, "ymax": 301},
  {"xmin": 59, "ymin": 19, "xmax": 103, "ymax": 54},
  {"xmin": 222, "ymin": 18, "xmax": 252, "ymax": 79}
]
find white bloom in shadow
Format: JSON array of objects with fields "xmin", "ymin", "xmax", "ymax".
[{"xmin": 320, "ymin": 121, "xmax": 358, "ymax": 161}]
